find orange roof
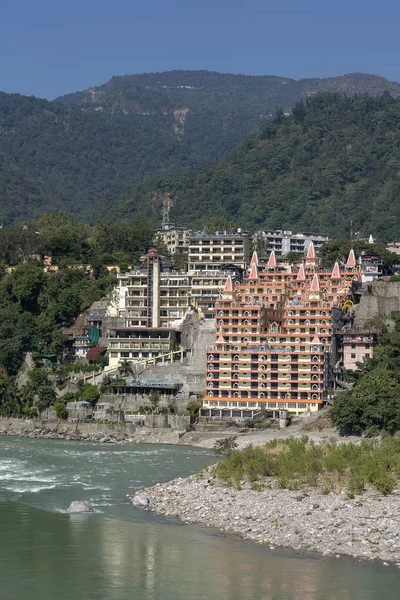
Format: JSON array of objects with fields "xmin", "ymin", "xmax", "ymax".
[{"xmin": 216, "ymin": 327, "xmax": 226, "ymax": 344}]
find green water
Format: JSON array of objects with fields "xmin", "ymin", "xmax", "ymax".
[{"xmin": 0, "ymin": 437, "xmax": 398, "ymax": 599}]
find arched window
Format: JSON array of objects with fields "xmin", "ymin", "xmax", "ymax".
[
  {"xmin": 233, "ymin": 355, "xmax": 239, "ymax": 361},
  {"xmin": 207, "ymin": 364, "xmax": 213, "ymax": 370},
  {"xmin": 312, "ymin": 384, "xmax": 319, "ymax": 390},
  {"xmin": 260, "ymin": 373, "xmax": 266, "ymax": 380},
  {"xmin": 233, "ymin": 382, "xmax": 239, "ymax": 388},
  {"xmin": 233, "ymin": 373, "xmax": 239, "ymax": 379},
  {"xmin": 285, "ymin": 393, "xmax": 291, "ymax": 399},
  {"xmin": 312, "ymin": 393, "xmax": 319, "ymax": 399},
  {"xmin": 244, "ymin": 328, "xmax": 249, "ymax": 334},
  {"xmin": 288, "ymin": 310, "xmax": 293, "ymax": 316},
  {"xmin": 260, "ymin": 383, "xmax": 266, "ymax": 389},
  {"xmin": 207, "ymin": 373, "xmax": 213, "ymax": 379},
  {"xmin": 208, "ymin": 354, "xmax": 214, "ymax": 361},
  {"xmin": 312, "ymin": 345, "xmax": 319, "ymax": 352},
  {"xmin": 233, "ymin": 364, "xmax": 239, "ymax": 370},
  {"xmin": 207, "ymin": 382, "xmax": 213, "ymax": 388},
  {"xmin": 218, "ymin": 319, "xmax": 224, "ymax": 325},
  {"xmin": 260, "ymin": 355, "xmax": 266, "ymax": 361},
  {"xmin": 312, "ymin": 374, "xmax": 319, "ymax": 380},
  {"xmin": 286, "ymin": 374, "xmax": 291, "ymax": 380},
  {"xmin": 312, "ymin": 365, "xmax": 319, "ymax": 371},
  {"xmin": 233, "ymin": 391, "xmax": 239, "ymax": 398},
  {"xmin": 260, "ymin": 364, "xmax": 266, "ymax": 371},
  {"xmin": 218, "ymin": 310, "xmax": 224, "ymax": 316},
  {"xmin": 288, "ymin": 319, "xmax": 294, "ymax": 325},
  {"xmin": 312, "ymin": 356, "xmax": 319, "ymax": 362},
  {"xmin": 234, "ymin": 346, "xmax": 240, "ymax": 351},
  {"xmin": 244, "ymin": 310, "xmax": 250, "ymax": 316},
  {"xmin": 260, "ymin": 392, "xmax": 265, "ymax": 398},
  {"xmin": 244, "ymin": 319, "xmax": 249, "ymax": 325},
  {"xmin": 243, "ymin": 337, "xmax": 249, "ymax": 343}
]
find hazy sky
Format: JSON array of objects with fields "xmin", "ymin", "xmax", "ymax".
[{"xmin": 2, "ymin": 0, "xmax": 400, "ymax": 99}]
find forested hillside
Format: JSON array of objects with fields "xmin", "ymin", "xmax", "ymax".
[
  {"xmin": 1, "ymin": 71, "xmax": 400, "ymax": 224},
  {"xmin": 122, "ymin": 93, "xmax": 400, "ymax": 240}
]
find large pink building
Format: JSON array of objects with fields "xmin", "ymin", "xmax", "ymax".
[{"xmin": 202, "ymin": 246, "xmax": 361, "ymax": 418}]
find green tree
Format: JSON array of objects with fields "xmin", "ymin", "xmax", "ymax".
[{"xmin": 81, "ymin": 383, "xmax": 100, "ymax": 406}]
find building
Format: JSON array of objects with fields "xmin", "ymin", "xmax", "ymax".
[
  {"xmin": 254, "ymin": 230, "xmax": 329, "ymax": 257},
  {"xmin": 156, "ymin": 224, "xmax": 192, "ymax": 255},
  {"xmin": 117, "ymin": 249, "xmax": 190, "ymax": 329},
  {"xmin": 338, "ymin": 332, "xmax": 374, "ymax": 370},
  {"xmin": 107, "ymin": 327, "xmax": 179, "ymax": 369},
  {"xmin": 188, "ymin": 230, "xmax": 250, "ymax": 274},
  {"xmin": 358, "ymin": 253, "xmax": 383, "ymax": 282},
  {"xmin": 201, "ymin": 245, "xmax": 361, "ymax": 419}
]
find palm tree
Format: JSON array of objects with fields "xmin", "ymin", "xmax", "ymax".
[{"xmin": 118, "ymin": 358, "xmax": 132, "ymax": 377}]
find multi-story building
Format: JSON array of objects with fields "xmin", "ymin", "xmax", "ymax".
[
  {"xmin": 188, "ymin": 230, "xmax": 250, "ymax": 274},
  {"xmin": 254, "ymin": 230, "xmax": 329, "ymax": 257},
  {"xmin": 338, "ymin": 332, "xmax": 374, "ymax": 370},
  {"xmin": 156, "ymin": 224, "xmax": 192, "ymax": 255},
  {"xmin": 201, "ymin": 245, "xmax": 361, "ymax": 418}
]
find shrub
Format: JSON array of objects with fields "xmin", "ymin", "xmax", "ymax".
[{"xmin": 214, "ymin": 436, "xmax": 238, "ymax": 456}]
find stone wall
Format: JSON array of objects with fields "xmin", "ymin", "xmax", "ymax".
[{"xmin": 354, "ymin": 281, "xmax": 400, "ymax": 327}]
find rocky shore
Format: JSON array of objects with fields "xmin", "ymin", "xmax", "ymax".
[
  {"xmin": 0, "ymin": 420, "xmax": 182, "ymax": 444},
  {"xmin": 131, "ymin": 474, "xmax": 400, "ymax": 567}
]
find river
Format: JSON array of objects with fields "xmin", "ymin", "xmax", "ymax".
[{"xmin": 0, "ymin": 437, "xmax": 398, "ymax": 599}]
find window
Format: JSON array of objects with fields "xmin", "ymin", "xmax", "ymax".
[{"xmin": 351, "ymin": 353, "xmax": 356, "ymax": 359}]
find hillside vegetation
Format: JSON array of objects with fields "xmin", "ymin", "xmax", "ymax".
[
  {"xmin": 1, "ymin": 71, "xmax": 400, "ymax": 225},
  {"xmin": 126, "ymin": 93, "xmax": 400, "ymax": 240}
]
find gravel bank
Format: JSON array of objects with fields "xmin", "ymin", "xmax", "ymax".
[{"xmin": 131, "ymin": 475, "xmax": 400, "ymax": 567}]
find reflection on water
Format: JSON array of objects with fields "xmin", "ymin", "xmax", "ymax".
[{"xmin": 1, "ymin": 502, "xmax": 399, "ymax": 600}]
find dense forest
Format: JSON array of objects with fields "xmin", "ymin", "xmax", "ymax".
[
  {"xmin": 1, "ymin": 71, "xmax": 400, "ymax": 226},
  {"xmin": 0, "ymin": 214, "xmax": 154, "ymax": 375},
  {"xmin": 124, "ymin": 93, "xmax": 400, "ymax": 240}
]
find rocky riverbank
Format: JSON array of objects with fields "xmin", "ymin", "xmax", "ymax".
[
  {"xmin": 130, "ymin": 474, "xmax": 400, "ymax": 567},
  {"xmin": 0, "ymin": 419, "xmax": 182, "ymax": 444}
]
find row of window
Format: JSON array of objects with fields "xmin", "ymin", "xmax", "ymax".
[{"xmin": 203, "ymin": 401, "xmax": 319, "ymax": 409}]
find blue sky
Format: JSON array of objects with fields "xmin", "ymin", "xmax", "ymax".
[{"xmin": 2, "ymin": 0, "xmax": 400, "ymax": 99}]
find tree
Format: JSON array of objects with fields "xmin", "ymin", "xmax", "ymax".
[
  {"xmin": 53, "ymin": 401, "xmax": 68, "ymax": 419},
  {"xmin": 214, "ymin": 436, "xmax": 238, "ymax": 456},
  {"xmin": 80, "ymin": 383, "xmax": 100, "ymax": 406},
  {"xmin": 118, "ymin": 358, "xmax": 132, "ymax": 376},
  {"xmin": 149, "ymin": 391, "xmax": 161, "ymax": 411}
]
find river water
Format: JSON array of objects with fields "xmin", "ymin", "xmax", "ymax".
[{"xmin": 0, "ymin": 437, "xmax": 398, "ymax": 600}]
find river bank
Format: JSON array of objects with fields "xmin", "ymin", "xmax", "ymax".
[
  {"xmin": 0, "ymin": 414, "xmax": 361, "ymax": 448},
  {"xmin": 132, "ymin": 474, "xmax": 400, "ymax": 567}
]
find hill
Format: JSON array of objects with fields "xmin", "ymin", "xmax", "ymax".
[
  {"xmin": 119, "ymin": 93, "xmax": 400, "ymax": 241},
  {"xmin": 1, "ymin": 71, "xmax": 400, "ymax": 224}
]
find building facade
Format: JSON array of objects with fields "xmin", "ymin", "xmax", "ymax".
[
  {"xmin": 156, "ymin": 224, "xmax": 192, "ymax": 255},
  {"xmin": 188, "ymin": 231, "xmax": 250, "ymax": 273},
  {"xmin": 202, "ymin": 246, "xmax": 361, "ymax": 418},
  {"xmin": 254, "ymin": 230, "xmax": 329, "ymax": 257}
]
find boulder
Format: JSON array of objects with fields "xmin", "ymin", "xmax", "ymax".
[
  {"xmin": 67, "ymin": 501, "xmax": 94, "ymax": 513},
  {"xmin": 131, "ymin": 493, "xmax": 150, "ymax": 507}
]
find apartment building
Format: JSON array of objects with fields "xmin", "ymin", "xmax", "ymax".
[
  {"xmin": 156, "ymin": 224, "xmax": 192, "ymax": 255},
  {"xmin": 188, "ymin": 230, "xmax": 250, "ymax": 274},
  {"xmin": 255, "ymin": 230, "xmax": 329, "ymax": 257},
  {"xmin": 338, "ymin": 332, "xmax": 374, "ymax": 370},
  {"xmin": 202, "ymin": 245, "xmax": 361, "ymax": 418},
  {"xmin": 108, "ymin": 249, "xmax": 189, "ymax": 368}
]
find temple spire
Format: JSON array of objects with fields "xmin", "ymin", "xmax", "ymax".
[
  {"xmin": 267, "ymin": 250, "xmax": 277, "ymax": 268},
  {"xmin": 250, "ymin": 250, "xmax": 259, "ymax": 267},
  {"xmin": 216, "ymin": 327, "xmax": 226, "ymax": 344},
  {"xmin": 310, "ymin": 273, "xmax": 321, "ymax": 293},
  {"xmin": 331, "ymin": 261, "xmax": 341, "ymax": 280},
  {"xmin": 306, "ymin": 241, "xmax": 316, "ymax": 260},
  {"xmin": 296, "ymin": 263, "xmax": 306, "ymax": 282},
  {"xmin": 346, "ymin": 249, "xmax": 356, "ymax": 268},
  {"xmin": 248, "ymin": 262, "xmax": 259, "ymax": 281},
  {"xmin": 223, "ymin": 274, "xmax": 233, "ymax": 293}
]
